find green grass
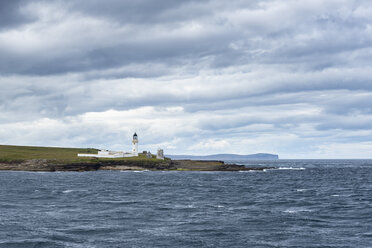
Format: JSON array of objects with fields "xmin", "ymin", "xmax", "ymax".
[{"xmin": 0, "ymin": 144, "xmax": 160, "ymax": 163}]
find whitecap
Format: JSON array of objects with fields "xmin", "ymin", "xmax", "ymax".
[
  {"xmin": 284, "ymin": 207, "xmax": 312, "ymax": 214},
  {"xmin": 62, "ymin": 189, "xmax": 88, "ymax": 193},
  {"xmin": 120, "ymin": 169, "xmax": 150, "ymax": 172},
  {"xmin": 239, "ymin": 170, "xmax": 264, "ymax": 172},
  {"xmin": 296, "ymin": 189, "xmax": 307, "ymax": 192},
  {"xmin": 278, "ymin": 167, "xmax": 305, "ymax": 170},
  {"xmin": 133, "ymin": 170, "xmax": 150, "ymax": 173},
  {"xmin": 174, "ymin": 204, "xmax": 196, "ymax": 209},
  {"xmin": 22, "ymin": 171, "xmax": 51, "ymax": 174}
]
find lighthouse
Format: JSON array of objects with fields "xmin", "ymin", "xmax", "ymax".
[{"xmin": 132, "ymin": 132, "xmax": 138, "ymax": 156}]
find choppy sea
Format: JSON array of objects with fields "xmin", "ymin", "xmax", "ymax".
[{"xmin": 0, "ymin": 160, "xmax": 371, "ymax": 248}]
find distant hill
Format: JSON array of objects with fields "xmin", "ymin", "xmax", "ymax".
[{"xmin": 167, "ymin": 153, "xmax": 279, "ymax": 160}]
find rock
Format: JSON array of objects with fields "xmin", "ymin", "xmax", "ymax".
[{"xmin": 0, "ymin": 158, "xmax": 275, "ymax": 172}]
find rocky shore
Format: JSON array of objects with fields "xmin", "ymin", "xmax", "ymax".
[{"xmin": 0, "ymin": 159, "xmax": 275, "ymax": 172}]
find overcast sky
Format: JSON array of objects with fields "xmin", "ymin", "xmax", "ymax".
[{"xmin": 1, "ymin": 0, "xmax": 372, "ymax": 158}]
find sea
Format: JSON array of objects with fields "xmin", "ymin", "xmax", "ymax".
[{"xmin": 0, "ymin": 160, "xmax": 371, "ymax": 248}]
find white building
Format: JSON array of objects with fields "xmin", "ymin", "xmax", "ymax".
[
  {"xmin": 157, "ymin": 148, "xmax": 164, "ymax": 160},
  {"xmin": 78, "ymin": 133, "xmax": 140, "ymax": 158},
  {"xmin": 132, "ymin": 132, "xmax": 138, "ymax": 156}
]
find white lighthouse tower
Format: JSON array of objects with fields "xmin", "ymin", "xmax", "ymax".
[{"xmin": 132, "ymin": 132, "xmax": 138, "ymax": 156}]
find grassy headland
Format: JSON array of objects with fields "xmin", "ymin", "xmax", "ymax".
[
  {"xmin": 0, "ymin": 145, "xmax": 171, "ymax": 171},
  {"xmin": 0, "ymin": 145, "xmax": 272, "ymax": 172},
  {"xmin": 0, "ymin": 145, "xmax": 98, "ymax": 162},
  {"xmin": 0, "ymin": 145, "xmax": 159, "ymax": 163}
]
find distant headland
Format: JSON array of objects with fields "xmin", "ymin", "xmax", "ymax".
[{"xmin": 168, "ymin": 153, "xmax": 279, "ymax": 160}]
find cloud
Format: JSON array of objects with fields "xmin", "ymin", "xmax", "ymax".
[
  {"xmin": 0, "ymin": 0, "xmax": 36, "ymax": 30},
  {"xmin": 1, "ymin": 0, "xmax": 370, "ymax": 76},
  {"xmin": 0, "ymin": 0, "xmax": 372, "ymax": 158}
]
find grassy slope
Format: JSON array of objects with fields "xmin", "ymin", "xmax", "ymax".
[
  {"xmin": 0, "ymin": 145, "xmax": 249, "ymax": 171},
  {"xmin": 0, "ymin": 145, "xmax": 159, "ymax": 163}
]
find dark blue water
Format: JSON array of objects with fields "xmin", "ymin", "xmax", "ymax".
[{"xmin": 1, "ymin": 160, "xmax": 371, "ymax": 248}]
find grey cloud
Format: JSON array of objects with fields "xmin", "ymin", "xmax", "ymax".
[
  {"xmin": 1, "ymin": 0, "xmax": 370, "ymax": 76},
  {"xmin": 0, "ymin": 0, "xmax": 35, "ymax": 30},
  {"xmin": 1, "ymin": 0, "xmax": 372, "ymax": 158},
  {"xmin": 68, "ymin": 0, "xmax": 274, "ymax": 26},
  {"xmin": 69, "ymin": 0, "xmax": 210, "ymax": 24},
  {"xmin": 0, "ymin": 22, "xmax": 235, "ymax": 76},
  {"xmin": 1, "ymin": 67, "xmax": 372, "ymax": 123},
  {"xmin": 320, "ymin": 94, "xmax": 372, "ymax": 115},
  {"xmin": 316, "ymin": 116, "xmax": 372, "ymax": 131},
  {"xmin": 196, "ymin": 111, "xmax": 319, "ymax": 132}
]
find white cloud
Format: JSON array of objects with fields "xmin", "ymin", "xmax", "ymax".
[
  {"xmin": 1, "ymin": 0, "xmax": 372, "ymax": 158},
  {"xmin": 315, "ymin": 142, "xmax": 372, "ymax": 159}
]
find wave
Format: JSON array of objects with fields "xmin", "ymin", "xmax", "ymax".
[
  {"xmin": 174, "ymin": 204, "xmax": 197, "ymax": 209},
  {"xmin": 0, "ymin": 240, "xmax": 57, "ymax": 247},
  {"xmin": 239, "ymin": 170, "xmax": 259, "ymax": 173},
  {"xmin": 258, "ymin": 167, "xmax": 305, "ymax": 172},
  {"xmin": 278, "ymin": 167, "xmax": 305, "ymax": 170},
  {"xmin": 62, "ymin": 189, "xmax": 88, "ymax": 194},
  {"xmin": 100, "ymin": 200, "xmax": 138, "ymax": 205},
  {"xmin": 284, "ymin": 207, "xmax": 313, "ymax": 214},
  {"xmin": 119, "ymin": 170, "xmax": 150, "ymax": 173},
  {"xmin": 296, "ymin": 189, "xmax": 308, "ymax": 192}
]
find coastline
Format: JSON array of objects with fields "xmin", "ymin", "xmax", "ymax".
[
  {"xmin": 0, "ymin": 145, "xmax": 276, "ymax": 172},
  {"xmin": 0, "ymin": 159, "xmax": 275, "ymax": 172}
]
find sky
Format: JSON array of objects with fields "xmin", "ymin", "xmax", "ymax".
[{"xmin": 1, "ymin": 0, "xmax": 372, "ymax": 158}]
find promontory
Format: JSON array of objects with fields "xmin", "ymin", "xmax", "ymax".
[{"xmin": 0, "ymin": 145, "xmax": 276, "ymax": 172}]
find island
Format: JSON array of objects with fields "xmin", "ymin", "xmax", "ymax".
[
  {"xmin": 0, "ymin": 145, "xmax": 276, "ymax": 172},
  {"xmin": 167, "ymin": 153, "xmax": 279, "ymax": 160}
]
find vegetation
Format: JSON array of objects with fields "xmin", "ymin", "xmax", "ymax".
[
  {"xmin": 0, "ymin": 145, "xmax": 256, "ymax": 172},
  {"xmin": 0, "ymin": 144, "xmax": 161, "ymax": 163}
]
